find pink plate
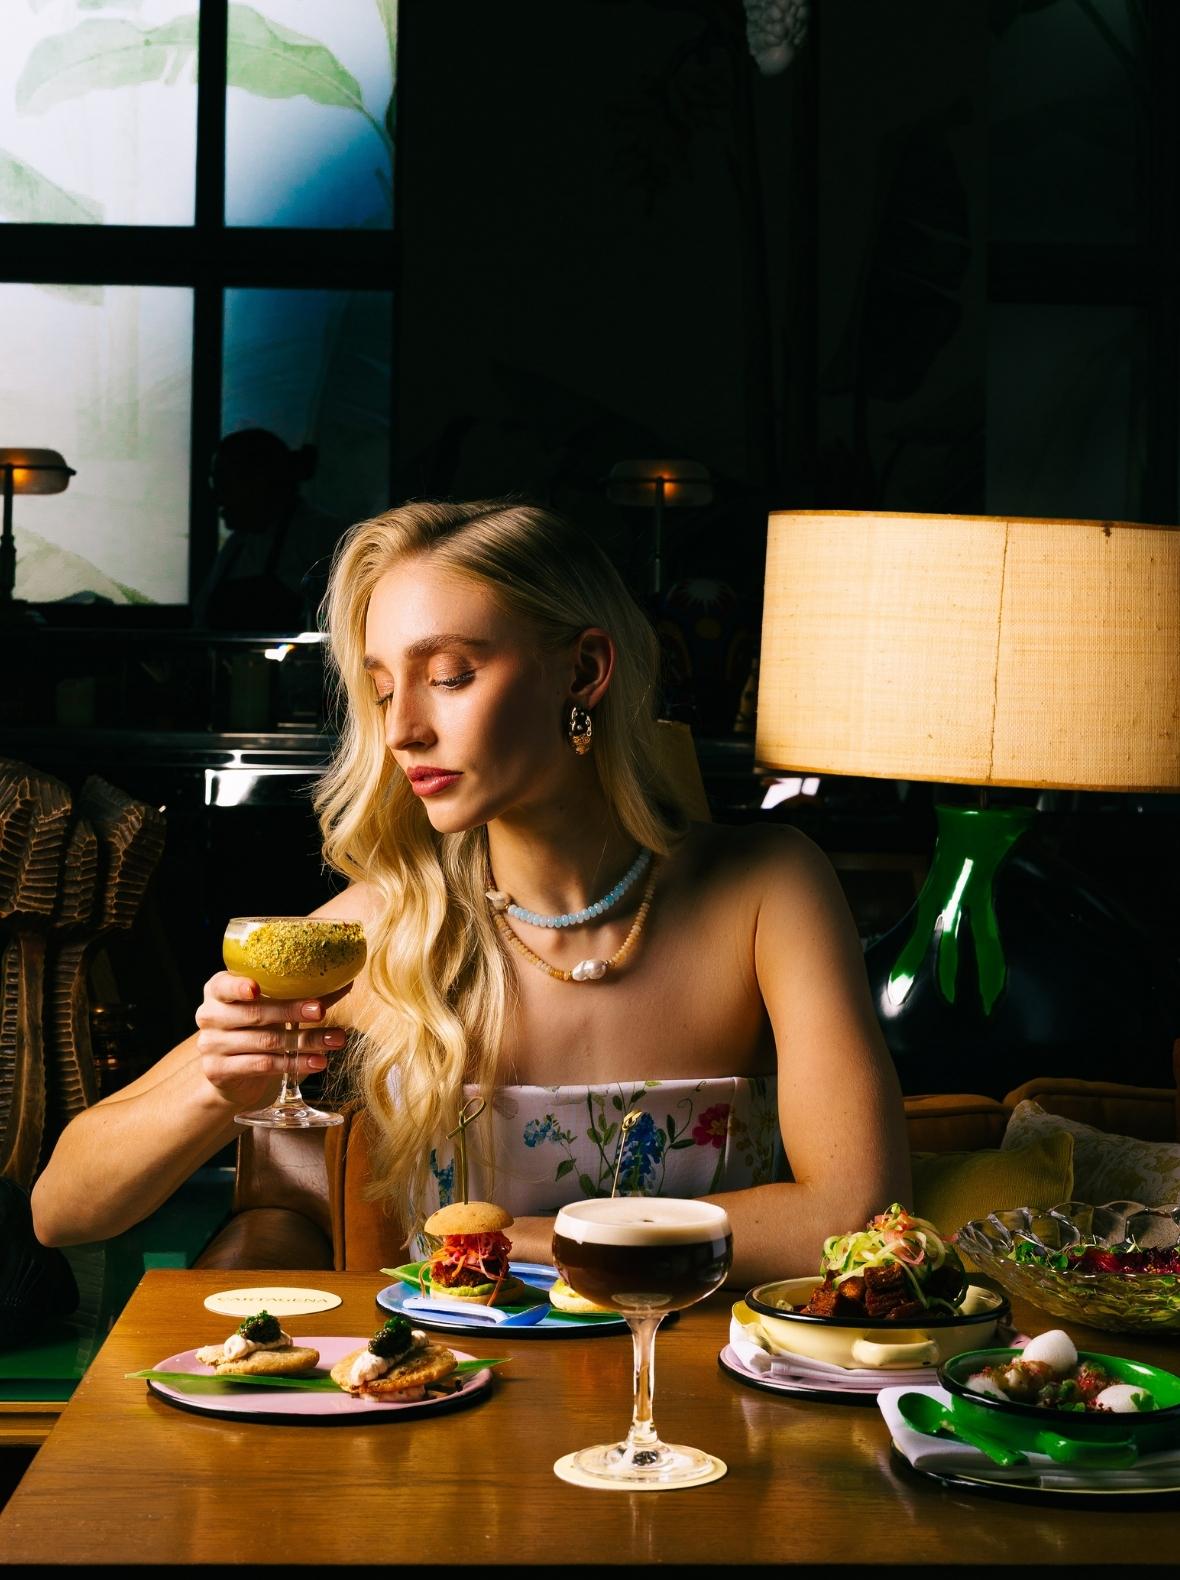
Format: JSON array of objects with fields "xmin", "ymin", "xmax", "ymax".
[{"xmin": 145, "ymin": 1337, "xmax": 493, "ymax": 1424}]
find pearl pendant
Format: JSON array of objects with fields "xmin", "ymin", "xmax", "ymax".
[
  {"xmin": 485, "ymin": 889, "xmax": 511, "ymax": 913},
  {"xmin": 571, "ymin": 958, "xmax": 608, "ymax": 982}
]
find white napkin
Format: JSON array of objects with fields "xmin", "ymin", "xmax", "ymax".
[
  {"xmin": 878, "ymin": 1384, "xmax": 1180, "ymax": 1490},
  {"xmin": 727, "ymin": 1314, "xmax": 939, "ymax": 1391}
]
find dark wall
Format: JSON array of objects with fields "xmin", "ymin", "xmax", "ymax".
[{"xmin": 392, "ymin": 0, "xmax": 1178, "ymax": 565}]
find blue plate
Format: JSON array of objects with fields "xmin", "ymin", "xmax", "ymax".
[{"xmin": 376, "ymin": 1260, "xmax": 628, "ymax": 1338}]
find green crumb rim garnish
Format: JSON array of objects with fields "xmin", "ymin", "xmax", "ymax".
[
  {"xmin": 369, "ymin": 1315, "xmax": 413, "ymax": 1359},
  {"xmin": 238, "ymin": 1310, "xmax": 281, "ymax": 1343},
  {"xmin": 237, "ymin": 920, "xmax": 366, "ymax": 980}
]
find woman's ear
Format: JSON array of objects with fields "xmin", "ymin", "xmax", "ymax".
[{"xmin": 569, "ymin": 627, "xmax": 615, "ymax": 710}]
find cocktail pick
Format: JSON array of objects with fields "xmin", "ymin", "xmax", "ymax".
[
  {"xmin": 446, "ymin": 1095, "xmax": 486, "ymax": 1204},
  {"xmin": 610, "ymin": 1109, "xmax": 643, "ymax": 1198}
]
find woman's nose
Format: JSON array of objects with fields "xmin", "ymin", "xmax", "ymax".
[{"xmin": 384, "ymin": 694, "xmax": 434, "ymax": 752}]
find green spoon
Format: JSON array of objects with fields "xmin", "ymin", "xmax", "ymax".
[{"xmin": 897, "ymin": 1392, "xmax": 1029, "ymax": 1468}]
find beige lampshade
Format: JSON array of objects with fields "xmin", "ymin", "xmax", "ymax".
[{"xmin": 755, "ymin": 510, "xmax": 1180, "ymax": 794}]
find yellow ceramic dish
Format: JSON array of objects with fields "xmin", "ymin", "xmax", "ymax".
[{"xmin": 741, "ymin": 1276, "xmax": 1009, "ymax": 1370}]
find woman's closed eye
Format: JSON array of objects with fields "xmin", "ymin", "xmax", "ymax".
[{"xmin": 430, "ymin": 670, "xmax": 475, "ymax": 690}]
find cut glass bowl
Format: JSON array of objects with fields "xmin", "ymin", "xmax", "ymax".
[{"xmin": 954, "ymin": 1201, "xmax": 1180, "ymax": 1334}]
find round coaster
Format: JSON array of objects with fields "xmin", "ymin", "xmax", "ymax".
[
  {"xmin": 203, "ymin": 1286, "xmax": 342, "ymax": 1318},
  {"xmin": 553, "ymin": 1452, "xmax": 727, "ymax": 1491}
]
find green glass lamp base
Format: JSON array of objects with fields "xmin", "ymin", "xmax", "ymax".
[{"xmin": 885, "ymin": 804, "xmax": 1033, "ymax": 1016}]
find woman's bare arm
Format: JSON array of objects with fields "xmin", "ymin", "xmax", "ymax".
[
  {"xmin": 30, "ymin": 886, "xmax": 374, "ymax": 1247},
  {"xmin": 706, "ymin": 827, "xmax": 910, "ymax": 1285}
]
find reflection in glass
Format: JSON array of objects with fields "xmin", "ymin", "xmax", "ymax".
[
  {"xmin": 221, "ymin": 288, "xmax": 392, "ymax": 533},
  {"xmin": 3, "ymin": 284, "xmax": 192, "ymax": 605},
  {"xmin": 0, "ymin": 0, "xmax": 197, "ymax": 226},
  {"xmin": 225, "ymin": 0, "xmax": 397, "ymax": 228},
  {"xmin": 989, "ymin": 2, "xmax": 1141, "ymax": 246},
  {"xmin": 986, "ymin": 305, "xmax": 1140, "ymax": 521}
]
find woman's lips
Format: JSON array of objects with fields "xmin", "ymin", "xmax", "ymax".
[{"xmin": 407, "ymin": 770, "xmax": 463, "ymax": 797}]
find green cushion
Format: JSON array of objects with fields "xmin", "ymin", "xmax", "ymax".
[{"xmin": 912, "ymin": 1131, "xmax": 1075, "ymax": 1253}]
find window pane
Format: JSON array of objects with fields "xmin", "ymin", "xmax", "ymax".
[
  {"xmin": 225, "ymin": 0, "xmax": 396, "ymax": 228},
  {"xmin": 221, "ymin": 287, "xmax": 391, "ymax": 528},
  {"xmin": 0, "ymin": 1, "xmax": 197, "ymax": 226},
  {"xmin": 4, "ymin": 284, "xmax": 193, "ymax": 604}
]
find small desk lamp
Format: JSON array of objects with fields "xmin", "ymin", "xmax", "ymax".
[
  {"xmin": 755, "ymin": 509, "xmax": 1180, "ymax": 1093},
  {"xmin": 0, "ymin": 449, "xmax": 76, "ymax": 622},
  {"xmin": 607, "ymin": 460, "xmax": 713, "ymax": 595}
]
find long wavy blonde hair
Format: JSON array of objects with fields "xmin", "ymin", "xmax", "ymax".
[{"xmin": 314, "ymin": 498, "xmax": 690, "ymax": 1229}]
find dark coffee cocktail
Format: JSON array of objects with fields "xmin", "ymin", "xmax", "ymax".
[{"xmin": 552, "ymin": 1199, "xmax": 732, "ymax": 1314}]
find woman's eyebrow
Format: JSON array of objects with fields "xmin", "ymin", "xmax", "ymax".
[{"xmin": 362, "ymin": 634, "xmax": 491, "ymax": 670}]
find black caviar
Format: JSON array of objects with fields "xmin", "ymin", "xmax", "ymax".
[
  {"xmin": 369, "ymin": 1315, "xmax": 413, "ymax": 1359},
  {"xmin": 238, "ymin": 1310, "xmax": 281, "ymax": 1344}
]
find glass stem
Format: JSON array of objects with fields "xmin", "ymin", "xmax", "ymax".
[
  {"xmin": 621, "ymin": 1314, "xmax": 663, "ymax": 1463},
  {"xmin": 278, "ymin": 1021, "xmax": 302, "ymax": 1108}
]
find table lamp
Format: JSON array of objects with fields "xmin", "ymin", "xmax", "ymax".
[
  {"xmin": 0, "ymin": 448, "xmax": 76, "ymax": 623},
  {"xmin": 607, "ymin": 459, "xmax": 713, "ymax": 595},
  {"xmin": 755, "ymin": 509, "xmax": 1180, "ymax": 1096}
]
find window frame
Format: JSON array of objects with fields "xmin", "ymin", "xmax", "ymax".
[{"xmin": 0, "ymin": 0, "xmax": 399, "ymax": 619}]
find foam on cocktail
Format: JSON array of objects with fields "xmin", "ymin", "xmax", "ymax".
[{"xmin": 554, "ymin": 1197, "xmax": 731, "ymax": 1247}]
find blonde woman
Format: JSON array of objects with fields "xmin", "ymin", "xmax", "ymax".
[{"xmin": 32, "ymin": 499, "xmax": 909, "ymax": 1285}]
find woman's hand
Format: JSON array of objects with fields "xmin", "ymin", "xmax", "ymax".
[{"xmin": 193, "ymin": 971, "xmax": 350, "ymax": 1111}]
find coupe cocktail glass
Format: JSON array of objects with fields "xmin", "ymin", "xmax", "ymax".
[
  {"xmin": 222, "ymin": 915, "xmax": 366, "ymax": 1129},
  {"xmin": 552, "ymin": 1196, "xmax": 733, "ymax": 1487}
]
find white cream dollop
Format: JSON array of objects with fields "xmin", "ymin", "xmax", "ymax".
[
  {"xmin": 219, "ymin": 1327, "xmax": 293, "ymax": 1361},
  {"xmin": 347, "ymin": 1329, "xmax": 430, "ymax": 1389}
]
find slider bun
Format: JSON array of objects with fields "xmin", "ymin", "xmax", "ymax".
[
  {"xmin": 424, "ymin": 1200, "xmax": 514, "ymax": 1237},
  {"xmin": 547, "ymin": 1277, "xmax": 614, "ymax": 1316}
]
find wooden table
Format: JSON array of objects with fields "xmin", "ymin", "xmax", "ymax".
[{"xmin": 2, "ymin": 1268, "xmax": 1179, "ymax": 1566}]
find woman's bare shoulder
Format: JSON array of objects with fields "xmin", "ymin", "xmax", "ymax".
[
  {"xmin": 310, "ymin": 881, "xmax": 381, "ymax": 927},
  {"xmin": 669, "ymin": 819, "xmax": 833, "ymax": 896}
]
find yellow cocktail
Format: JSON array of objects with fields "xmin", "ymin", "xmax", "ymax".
[{"xmin": 222, "ymin": 915, "xmax": 367, "ymax": 1129}]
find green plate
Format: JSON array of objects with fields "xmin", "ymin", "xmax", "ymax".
[{"xmin": 940, "ymin": 1346, "xmax": 1180, "ymax": 1462}]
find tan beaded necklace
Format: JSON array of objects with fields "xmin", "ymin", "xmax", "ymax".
[{"xmin": 492, "ymin": 866, "xmax": 658, "ymax": 983}]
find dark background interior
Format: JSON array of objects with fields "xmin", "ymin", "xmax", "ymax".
[{"xmin": 3, "ymin": 0, "xmax": 1179, "ymax": 1096}]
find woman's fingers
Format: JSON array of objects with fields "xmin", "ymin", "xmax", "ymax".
[
  {"xmin": 196, "ymin": 975, "xmax": 352, "ymax": 1030},
  {"xmin": 195, "ymin": 1025, "xmax": 348, "ymax": 1059}
]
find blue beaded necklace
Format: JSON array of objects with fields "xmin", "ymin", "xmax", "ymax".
[{"xmin": 485, "ymin": 847, "xmax": 652, "ymax": 930}]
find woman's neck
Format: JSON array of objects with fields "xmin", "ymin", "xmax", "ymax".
[{"xmin": 485, "ymin": 806, "xmax": 643, "ymax": 921}]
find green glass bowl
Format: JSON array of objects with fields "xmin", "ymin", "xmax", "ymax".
[
  {"xmin": 940, "ymin": 1345, "xmax": 1180, "ymax": 1462},
  {"xmin": 954, "ymin": 1202, "xmax": 1180, "ymax": 1335}
]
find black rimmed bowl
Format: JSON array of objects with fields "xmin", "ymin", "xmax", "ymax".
[
  {"xmin": 743, "ymin": 1276, "xmax": 1009, "ymax": 1370},
  {"xmin": 939, "ymin": 1345, "xmax": 1180, "ymax": 1462},
  {"xmin": 954, "ymin": 1201, "xmax": 1180, "ymax": 1335}
]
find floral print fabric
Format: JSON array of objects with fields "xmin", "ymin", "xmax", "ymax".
[{"xmin": 423, "ymin": 1076, "xmax": 785, "ymax": 1218}]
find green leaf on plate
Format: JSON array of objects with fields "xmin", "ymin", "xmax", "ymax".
[
  {"xmin": 126, "ymin": 1369, "xmax": 341, "ymax": 1391},
  {"xmin": 127, "ymin": 1357, "xmax": 506, "ymax": 1393}
]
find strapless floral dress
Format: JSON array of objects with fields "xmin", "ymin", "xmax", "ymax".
[{"xmin": 421, "ymin": 1075, "xmax": 786, "ymax": 1219}]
